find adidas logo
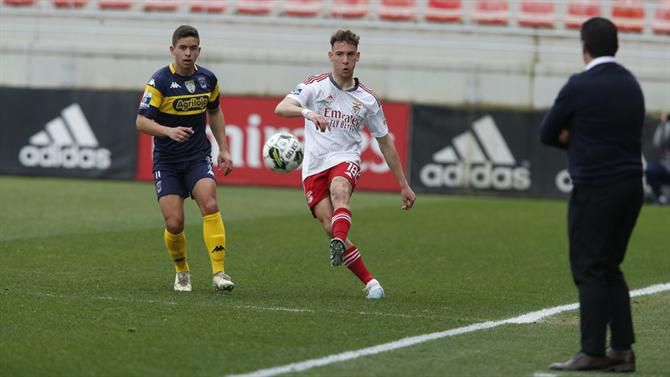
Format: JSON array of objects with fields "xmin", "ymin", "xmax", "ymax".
[
  {"xmin": 18, "ymin": 103, "xmax": 111, "ymax": 170},
  {"xmin": 170, "ymin": 82, "xmax": 181, "ymax": 89},
  {"xmin": 419, "ymin": 115, "xmax": 530, "ymax": 190}
]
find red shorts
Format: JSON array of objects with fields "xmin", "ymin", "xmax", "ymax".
[{"xmin": 303, "ymin": 161, "xmax": 361, "ymax": 216}]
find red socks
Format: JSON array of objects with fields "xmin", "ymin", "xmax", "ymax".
[
  {"xmin": 332, "ymin": 208, "xmax": 372, "ymax": 284},
  {"xmin": 343, "ymin": 245, "xmax": 373, "ymax": 284},
  {"xmin": 331, "ymin": 207, "xmax": 352, "ymax": 241}
]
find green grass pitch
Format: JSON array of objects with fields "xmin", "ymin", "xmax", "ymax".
[{"xmin": 1, "ymin": 176, "xmax": 668, "ymax": 377}]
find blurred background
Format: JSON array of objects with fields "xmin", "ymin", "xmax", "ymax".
[{"xmin": 1, "ymin": 0, "xmax": 668, "ymax": 198}]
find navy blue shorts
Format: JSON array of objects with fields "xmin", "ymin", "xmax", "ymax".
[{"xmin": 153, "ymin": 157, "xmax": 216, "ymax": 200}]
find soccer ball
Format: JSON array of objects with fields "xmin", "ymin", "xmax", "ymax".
[{"xmin": 262, "ymin": 132, "xmax": 304, "ymax": 173}]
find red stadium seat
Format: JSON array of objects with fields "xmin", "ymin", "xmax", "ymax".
[
  {"xmin": 52, "ymin": 0, "xmax": 88, "ymax": 7},
  {"xmin": 282, "ymin": 0, "xmax": 322, "ymax": 16},
  {"xmin": 190, "ymin": 0, "xmax": 227, "ymax": 13},
  {"xmin": 611, "ymin": 0, "xmax": 645, "ymax": 33},
  {"xmin": 565, "ymin": 0, "xmax": 601, "ymax": 29},
  {"xmin": 236, "ymin": 0, "xmax": 273, "ymax": 14},
  {"xmin": 378, "ymin": 0, "xmax": 417, "ymax": 21},
  {"xmin": 425, "ymin": 0, "xmax": 462, "ymax": 23},
  {"xmin": 143, "ymin": 0, "xmax": 180, "ymax": 11},
  {"xmin": 330, "ymin": 0, "xmax": 368, "ymax": 18},
  {"xmin": 98, "ymin": 0, "xmax": 132, "ymax": 8},
  {"xmin": 472, "ymin": 0, "xmax": 509, "ymax": 25},
  {"xmin": 517, "ymin": 0, "xmax": 555, "ymax": 28},
  {"xmin": 3, "ymin": 0, "xmax": 37, "ymax": 6},
  {"xmin": 652, "ymin": 0, "xmax": 670, "ymax": 34}
]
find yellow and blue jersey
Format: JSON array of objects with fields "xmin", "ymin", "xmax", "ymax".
[{"xmin": 138, "ymin": 63, "xmax": 221, "ymax": 164}]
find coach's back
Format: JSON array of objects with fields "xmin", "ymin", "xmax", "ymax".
[
  {"xmin": 542, "ymin": 17, "xmax": 645, "ymax": 373},
  {"xmin": 540, "ymin": 61, "xmax": 645, "ymax": 186}
]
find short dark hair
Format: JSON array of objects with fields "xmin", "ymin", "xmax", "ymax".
[
  {"xmin": 172, "ymin": 25, "xmax": 199, "ymax": 46},
  {"xmin": 580, "ymin": 17, "xmax": 618, "ymax": 57},
  {"xmin": 330, "ymin": 30, "xmax": 359, "ymax": 48}
]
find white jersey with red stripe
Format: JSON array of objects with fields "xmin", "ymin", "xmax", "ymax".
[{"xmin": 286, "ymin": 72, "xmax": 389, "ymax": 181}]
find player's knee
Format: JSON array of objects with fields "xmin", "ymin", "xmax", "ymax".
[
  {"xmin": 329, "ymin": 185, "xmax": 351, "ymax": 207},
  {"xmin": 200, "ymin": 199, "xmax": 219, "ymax": 215},
  {"xmin": 165, "ymin": 218, "xmax": 184, "ymax": 234}
]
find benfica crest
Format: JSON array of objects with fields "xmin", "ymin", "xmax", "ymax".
[{"xmin": 352, "ymin": 100, "xmax": 362, "ymax": 115}]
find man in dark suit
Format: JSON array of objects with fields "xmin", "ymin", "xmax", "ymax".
[{"xmin": 540, "ymin": 17, "xmax": 644, "ymax": 373}]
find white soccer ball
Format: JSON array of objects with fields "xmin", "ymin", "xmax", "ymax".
[{"xmin": 262, "ymin": 132, "xmax": 304, "ymax": 173}]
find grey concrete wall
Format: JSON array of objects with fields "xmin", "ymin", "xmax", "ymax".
[{"xmin": 1, "ymin": 1, "xmax": 668, "ymax": 111}]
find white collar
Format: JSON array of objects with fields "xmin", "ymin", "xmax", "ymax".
[{"xmin": 585, "ymin": 56, "xmax": 616, "ymax": 71}]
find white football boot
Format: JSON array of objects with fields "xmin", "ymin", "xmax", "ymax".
[
  {"xmin": 212, "ymin": 271, "xmax": 235, "ymax": 292},
  {"xmin": 174, "ymin": 272, "xmax": 192, "ymax": 292},
  {"xmin": 363, "ymin": 279, "xmax": 384, "ymax": 300}
]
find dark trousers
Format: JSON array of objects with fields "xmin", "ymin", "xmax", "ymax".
[
  {"xmin": 568, "ymin": 176, "xmax": 643, "ymax": 356},
  {"xmin": 645, "ymin": 161, "xmax": 670, "ymax": 198}
]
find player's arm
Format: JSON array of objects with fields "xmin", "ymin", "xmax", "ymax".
[
  {"xmin": 376, "ymin": 134, "xmax": 416, "ymax": 210},
  {"xmin": 275, "ymin": 96, "xmax": 330, "ymax": 132},
  {"xmin": 135, "ymin": 115, "xmax": 194, "ymax": 143},
  {"xmin": 207, "ymin": 106, "xmax": 233, "ymax": 176},
  {"xmin": 539, "ymin": 77, "xmax": 576, "ymax": 149}
]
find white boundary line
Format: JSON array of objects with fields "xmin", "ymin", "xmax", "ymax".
[
  {"xmin": 226, "ymin": 283, "xmax": 670, "ymax": 377},
  {"xmin": 30, "ymin": 292, "xmax": 427, "ymax": 319}
]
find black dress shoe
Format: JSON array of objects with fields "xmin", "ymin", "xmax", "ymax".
[
  {"xmin": 549, "ymin": 352, "xmax": 610, "ymax": 371},
  {"xmin": 607, "ymin": 349, "xmax": 636, "ymax": 373}
]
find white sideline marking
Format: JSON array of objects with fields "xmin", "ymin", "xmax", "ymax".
[
  {"xmin": 32, "ymin": 292, "xmax": 421, "ymax": 318},
  {"xmin": 226, "ymin": 283, "xmax": 670, "ymax": 377},
  {"xmin": 235, "ymin": 304, "xmax": 312, "ymax": 313}
]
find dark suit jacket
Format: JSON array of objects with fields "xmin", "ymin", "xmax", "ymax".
[{"xmin": 540, "ymin": 61, "xmax": 645, "ymax": 186}]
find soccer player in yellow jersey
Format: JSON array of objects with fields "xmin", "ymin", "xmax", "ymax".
[{"xmin": 136, "ymin": 25, "xmax": 234, "ymax": 292}]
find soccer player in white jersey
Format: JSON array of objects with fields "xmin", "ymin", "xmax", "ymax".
[{"xmin": 274, "ymin": 29, "xmax": 416, "ymax": 299}]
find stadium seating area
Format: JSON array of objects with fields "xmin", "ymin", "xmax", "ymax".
[{"xmin": 2, "ymin": 0, "xmax": 669, "ymax": 34}]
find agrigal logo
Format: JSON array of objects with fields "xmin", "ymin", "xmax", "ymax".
[
  {"xmin": 18, "ymin": 104, "xmax": 111, "ymax": 170},
  {"xmin": 420, "ymin": 115, "xmax": 530, "ymax": 191}
]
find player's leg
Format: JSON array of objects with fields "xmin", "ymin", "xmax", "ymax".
[
  {"xmin": 311, "ymin": 195, "xmax": 340, "ymax": 262},
  {"xmin": 190, "ymin": 164, "xmax": 234, "ymax": 292},
  {"xmin": 328, "ymin": 175, "xmax": 353, "ymax": 263},
  {"xmin": 331, "ymin": 164, "xmax": 383, "ymax": 299},
  {"xmin": 159, "ymin": 195, "xmax": 191, "ymax": 291},
  {"xmin": 645, "ymin": 162, "xmax": 664, "ymax": 202},
  {"xmin": 311, "ymin": 195, "xmax": 383, "ymax": 299},
  {"xmin": 156, "ymin": 165, "xmax": 192, "ymax": 292},
  {"xmin": 327, "ymin": 162, "xmax": 358, "ymax": 266},
  {"xmin": 322, "ymin": 164, "xmax": 384, "ymax": 299}
]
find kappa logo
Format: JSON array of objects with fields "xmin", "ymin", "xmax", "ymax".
[
  {"xmin": 170, "ymin": 82, "xmax": 182, "ymax": 89},
  {"xmin": 420, "ymin": 115, "xmax": 531, "ymax": 190},
  {"xmin": 18, "ymin": 103, "xmax": 111, "ymax": 170}
]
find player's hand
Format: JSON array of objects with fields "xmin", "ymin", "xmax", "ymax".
[
  {"xmin": 167, "ymin": 126, "xmax": 194, "ymax": 143},
  {"xmin": 306, "ymin": 112, "xmax": 330, "ymax": 132},
  {"xmin": 559, "ymin": 129, "xmax": 570, "ymax": 145},
  {"xmin": 400, "ymin": 186, "xmax": 416, "ymax": 210},
  {"xmin": 217, "ymin": 150, "xmax": 233, "ymax": 176}
]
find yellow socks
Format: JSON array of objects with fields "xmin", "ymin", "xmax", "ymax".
[
  {"xmin": 164, "ymin": 230, "xmax": 189, "ymax": 272},
  {"xmin": 203, "ymin": 212, "xmax": 226, "ymax": 274},
  {"xmin": 164, "ymin": 213, "xmax": 226, "ymax": 276}
]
